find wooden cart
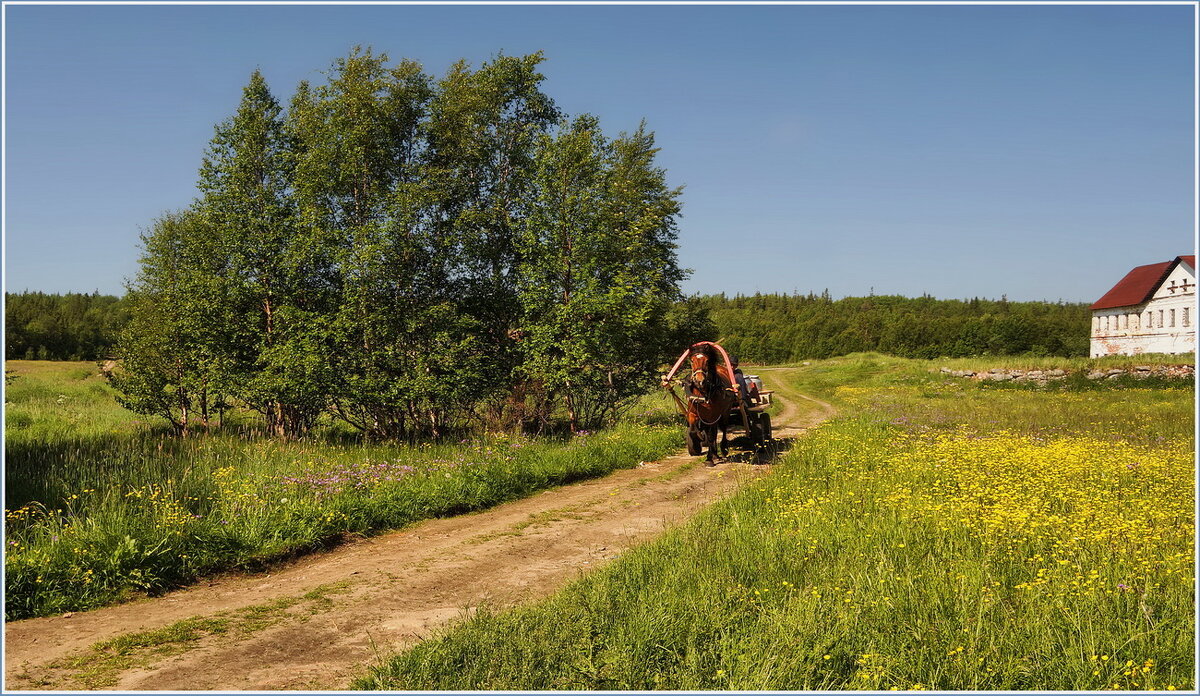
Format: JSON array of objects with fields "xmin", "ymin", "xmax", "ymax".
[{"xmin": 661, "ymin": 342, "xmax": 773, "ymax": 456}]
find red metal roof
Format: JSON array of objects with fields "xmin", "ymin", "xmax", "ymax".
[{"xmin": 1090, "ymin": 256, "xmax": 1194, "ymax": 310}]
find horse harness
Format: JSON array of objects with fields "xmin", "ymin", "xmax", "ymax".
[{"xmin": 684, "ymin": 358, "xmax": 733, "ymax": 426}]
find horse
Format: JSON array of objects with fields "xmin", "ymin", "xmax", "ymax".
[{"xmin": 683, "ymin": 343, "xmax": 738, "ymax": 465}]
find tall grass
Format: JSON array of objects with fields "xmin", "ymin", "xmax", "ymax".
[
  {"xmin": 358, "ymin": 355, "xmax": 1195, "ymax": 691},
  {"xmin": 4, "ymin": 361, "xmax": 684, "ymax": 620}
]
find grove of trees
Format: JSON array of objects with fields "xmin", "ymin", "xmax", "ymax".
[
  {"xmin": 5, "ymin": 292, "xmax": 128, "ymax": 361},
  {"xmin": 703, "ymin": 292, "xmax": 1091, "ymax": 364},
  {"xmin": 111, "ymin": 48, "xmax": 700, "ymax": 439},
  {"xmin": 11, "ymin": 50, "xmax": 1102, "ymax": 435}
]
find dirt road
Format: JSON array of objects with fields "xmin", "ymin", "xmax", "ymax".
[{"xmin": 5, "ymin": 377, "xmax": 833, "ymax": 691}]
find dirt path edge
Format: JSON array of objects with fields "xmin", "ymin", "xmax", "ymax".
[{"xmin": 4, "ymin": 376, "xmax": 834, "ymax": 691}]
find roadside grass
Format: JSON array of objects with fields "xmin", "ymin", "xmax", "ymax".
[
  {"xmin": 5, "ymin": 361, "xmax": 682, "ymax": 620},
  {"xmin": 357, "ymin": 355, "xmax": 1195, "ymax": 691}
]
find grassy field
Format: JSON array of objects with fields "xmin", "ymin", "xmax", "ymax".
[
  {"xmin": 4, "ymin": 361, "xmax": 683, "ymax": 620},
  {"xmin": 358, "ymin": 353, "xmax": 1195, "ymax": 691}
]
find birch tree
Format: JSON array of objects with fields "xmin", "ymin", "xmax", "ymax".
[{"xmin": 516, "ymin": 116, "xmax": 683, "ymax": 431}]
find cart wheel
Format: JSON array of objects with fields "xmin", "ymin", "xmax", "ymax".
[
  {"xmin": 686, "ymin": 427, "xmax": 703, "ymax": 456},
  {"xmin": 759, "ymin": 413, "xmax": 772, "ymax": 441}
]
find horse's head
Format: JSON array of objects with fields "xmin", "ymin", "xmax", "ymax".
[{"xmin": 688, "ymin": 347, "xmax": 713, "ymax": 394}]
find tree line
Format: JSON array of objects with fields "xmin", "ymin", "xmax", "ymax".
[
  {"xmin": 111, "ymin": 48, "xmax": 704, "ymax": 439},
  {"xmin": 702, "ymin": 292, "xmax": 1091, "ymax": 364},
  {"xmin": 5, "ymin": 292, "xmax": 128, "ymax": 361}
]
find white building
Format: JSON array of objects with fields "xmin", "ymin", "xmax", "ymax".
[{"xmin": 1090, "ymin": 255, "xmax": 1196, "ymax": 358}]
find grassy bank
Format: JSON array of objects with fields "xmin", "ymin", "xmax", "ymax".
[
  {"xmin": 358, "ymin": 353, "xmax": 1195, "ymax": 691},
  {"xmin": 4, "ymin": 361, "xmax": 682, "ymax": 620}
]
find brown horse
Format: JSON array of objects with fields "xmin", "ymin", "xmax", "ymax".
[{"xmin": 684, "ymin": 344, "xmax": 738, "ymax": 465}]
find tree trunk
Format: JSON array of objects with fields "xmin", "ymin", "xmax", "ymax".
[
  {"xmin": 199, "ymin": 384, "xmax": 210, "ymax": 429},
  {"xmin": 564, "ymin": 388, "xmax": 578, "ymax": 434}
]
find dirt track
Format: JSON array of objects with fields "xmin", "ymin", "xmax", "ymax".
[{"xmin": 4, "ymin": 377, "xmax": 833, "ymax": 691}]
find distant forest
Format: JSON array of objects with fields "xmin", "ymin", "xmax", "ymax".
[
  {"xmin": 5, "ymin": 292, "xmax": 128, "ymax": 361},
  {"xmin": 6, "ymin": 290, "xmax": 1091, "ymax": 365},
  {"xmin": 701, "ymin": 292, "xmax": 1091, "ymax": 364}
]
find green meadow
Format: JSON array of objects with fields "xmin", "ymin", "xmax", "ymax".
[
  {"xmin": 358, "ymin": 353, "xmax": 1195, "ymax": 691},
  {"xmin": 3, "ymin": 360, "xmax": 680, "ymax": 620}
]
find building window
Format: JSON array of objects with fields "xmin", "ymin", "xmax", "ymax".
[
  {"xmin": 1159, "ymin": 309, "xmax": 1164, "ymax": 327},
  {"xmin": 1132, "ymin": 313, "xmax": 1140, "ymax": 330},
  {"xmin": 1170, "ymin": 309, "xmax": 1176, "ymax": 327},
  {"xmin": 1092, "ymin": 317, "xmax": 1100, "ymax": 334},
  {"xmin": 1184, "ymin": 307, "xmax": 1190, "ymax": 327}
]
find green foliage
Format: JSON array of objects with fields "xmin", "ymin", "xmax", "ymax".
[
  {"xmin": 515, "ymin": 116, "xmax": 684, "ymax": 431},
  {"xmin": 4, "ymin": 292, "xmax": 128, "ymax": 361},
  {"xmin": 112, "ymin": 48, "xmax": 677, "ymax": 439},
  {"xmin": 196, "ymin": 68, "xmax": 323, "ymax": 438},
  {"xmin": 107, "ymin": 211, "xmax": 232, "ymax": 433},
  {"xmin": 703, "ymin": 293, "xmax": 1091, "ymax": 363}
]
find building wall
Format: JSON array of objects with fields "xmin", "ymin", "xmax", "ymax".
[{"xmin": 1090, "ymin": 263, "xmax": 1196, "ymax": 358}]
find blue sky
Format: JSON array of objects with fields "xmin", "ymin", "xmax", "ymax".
[{"xmin": 4, "ymin": 3, "xmax": 1194, "ymax": 302}]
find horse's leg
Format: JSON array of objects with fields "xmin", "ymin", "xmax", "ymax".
[
  {"xmin": 705, "ymin": 423, "xmax": 718, "ymax": 466},
  {"xmin": 719, "ymin": 412, "xmax": 733, "ymax": 456}
]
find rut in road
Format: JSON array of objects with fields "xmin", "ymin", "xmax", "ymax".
[{"xmin": 4, "ymin": 380, "xmax": 834, "ymax": 691}]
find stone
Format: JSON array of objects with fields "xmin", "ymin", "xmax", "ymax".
[
  {"xmin": 1134, "ymin": 365, "xmax": 1153, "ymax": 372},
  {"xmin": 1087, "ymin": 371, "xmax": 1105, "ymax": 379},
  {"xmin": 1106, "ymin": 369, "xmax": 1125, "ymax": 376},
  {"xmin": 1047, "ymin": 369, "xmax": 1066, "ymax": 377}
]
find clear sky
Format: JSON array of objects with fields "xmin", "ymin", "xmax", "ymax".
[{"xmin": 4, "ymin": 3, "xmax": 1194, "ymax": 302}]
